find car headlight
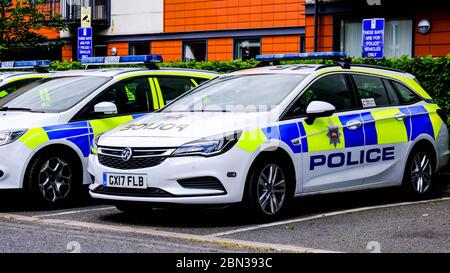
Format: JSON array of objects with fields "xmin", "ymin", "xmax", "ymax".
[
  {"xmin": 91, "ymin": 135, "xmax": 101, "ymax": 155},
  {"xmin": 172, "ymin": 131, "xmax": 242, "ymax": 157},
  {"xmin": 0, "ymin": 129, "xmax": 28, "ymax": 146}
]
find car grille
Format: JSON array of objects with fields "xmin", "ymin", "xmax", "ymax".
[
  {"xmin": 98, "ymin": 146, "xmax": 171, "ymax": 170},
  {"xmin": 93, "ymin": 186, "xmax": 175, "ymax": 198},
  {"xmin": 177, "ymin": 177, "xmax": 226, "ymax": 192}
]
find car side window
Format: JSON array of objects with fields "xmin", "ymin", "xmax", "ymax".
[
  {"xmin": 193, "ymin": 77, "xmax": 210, "ymax": 86},
  {"xmin": 75, "ymin": 77, "xmax": 152, "ymax": 120},
  {"xmin": 0, "ymin": 78, "xmax": 40, "ymax": 98},
  {"xmin": 156, "ymin": 76, "xmax": 196, "ymax": 105},
  {"xmin": 353, "ymin": 74, "xmax": 390, "ymax": 108},
  {"xmin": 284, "ymin": 74, "xmax": 353, "ymax": 119},
  {"xmin": 391, "ymin": 81, "xmax": 420, "ymax": 104},
  {"xmin": 383, "ymin": 79, "xmax": 401, "ymax": 105}
]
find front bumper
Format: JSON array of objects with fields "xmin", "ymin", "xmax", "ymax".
[
  {"xmin": 88, "ymin": 147, "xmax": 252, "ymax": 205},
  {"xmin": 0, "ymin": 142, "xmax": 30, "ymax": 189}
]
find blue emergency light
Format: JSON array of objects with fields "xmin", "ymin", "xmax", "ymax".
[
  {"xmin": 81, "ymin": 55, "xmax": 163, "ymax": 66},
  {"xmin": 0, "ymin": 60, "xmax": 51, "ymax": 70},
  {"xmin": 255, "ymin": 52, "xmax": 347, "ymax": 62}
]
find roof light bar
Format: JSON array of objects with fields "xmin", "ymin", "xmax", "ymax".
[
  {"xmin": 0, "ymin": 60, "xmax": 51, "ymax": 70},
  {"xmin": 81, "ymin": 55, "xmax": 163, "ymax": 66},
  {"xmin": 255, "ymin": 52, "xmax": 347, "ymax": 62}
]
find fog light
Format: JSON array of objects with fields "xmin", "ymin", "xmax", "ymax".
[
  {"xmin": 0, "ymin": 170, "xmax": 4, "ymax": 178},
  {"xmin": 227, "ymin": 172, "xmax": 237, "ymax": 178}
]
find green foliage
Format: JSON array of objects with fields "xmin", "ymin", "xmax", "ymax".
[
  {"xmin": 0, "ymin": 0, "xmax": 67, "ymax": 52},
  {"xmin": 50, "ymin": 60, "xmax": 82, "ymax": 71},
  {"xmin": 157, "ymin": 59, "xmax": 259, "ymax": 73},
  {"xmin": 50, "ymin": 56, "xmax": 450, "ymax": 124}
]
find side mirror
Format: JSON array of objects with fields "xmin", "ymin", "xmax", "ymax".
[
  {"xmin": 305, "ymin": 101, "xmax": 336, "ymax": 125},
  {"xmin": 94, "ymin": 102, "xmax": 117, "ymax": 115}
]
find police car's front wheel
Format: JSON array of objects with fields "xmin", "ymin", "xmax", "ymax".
[
  {"xmin": 26, "ymin": 150, "xmax": 82, "ymax": 206},
  {"xmin": 245, "ymin": 155, "xmax": 295, "ymax": 220},
  {"xmin": 402, "ymin": 146, "xmax": 436, "ymax": 197}
]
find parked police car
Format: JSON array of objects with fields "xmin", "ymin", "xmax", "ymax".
[
  {"xmin": 0, "ymin": 60, "xmax": 51, "ymax": 99},
  {"xmin": 88, "ymin": 52, "xmax": 449, "ymax": 218},
  {"xmin": 0, "ymin": 55, "xmax": 218, "ymax": 205}
]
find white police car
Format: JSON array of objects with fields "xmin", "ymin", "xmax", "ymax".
[
  {"xmin": 0, "ymin": 60, "xmax": 51, "ymax": 99},
  {"xmin": 0, "ymin": 55, "xmax": 218, "ymax": 205},
  {"xmin": 88, "ymin": 52, "xmax": 449, "ymax": 218}
]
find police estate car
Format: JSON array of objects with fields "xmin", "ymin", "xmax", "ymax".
[
  {"xmin": 0, "ymin": 55, "xmax": 218, "ymax": 205},
  {"xmin": 0, "ymin": 60, "xmax": 51, "ymax": 99},
  {"xmin": 88, "ymin": 52, "xmax": 449, "ymax": 218}
]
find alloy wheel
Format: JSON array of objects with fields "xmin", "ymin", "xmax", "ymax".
[
  {"xmin": 38, "ymin": 157, "xmax": 72, "ymax": 202},
  {"xmin": 256, "ymin": 164, "xmax": 287, "ymax": 215}
]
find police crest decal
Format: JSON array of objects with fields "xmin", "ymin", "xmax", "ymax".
[{"xmin": 327, "ymin": 120, "xmax": 341, "ymax": 148}]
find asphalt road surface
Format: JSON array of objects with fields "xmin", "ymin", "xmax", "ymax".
[{"xmin": 0, "ymin": 174, "xmax": 449, "ymax": 253}]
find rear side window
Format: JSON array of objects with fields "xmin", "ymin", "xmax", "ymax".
[
  {"xmin": 353, "ymin": 74, "xmax": 390, "ymax": 108},
  {"xmin": 193, "ymin": 77, "xmax": 210, "ymax": 86},
  {"xmin": 391, "ymin": 81, "xmax": 420, "ymax": 104},
  {"xmin": 383, "ymin": 79, "xmax": 401, "ymax": 105},
  {"xmin": 156, "ymin": 76, "xmax": 196, "ymax": 104}
]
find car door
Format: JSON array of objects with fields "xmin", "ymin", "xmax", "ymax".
[
  {"xmin": 150, "ymin": 76, "xmax": 200, "ymax": 108},
  {"xmin": 283, "ymin": 73, "xmax": 366, "ymax": 193},
  {"xmin": 351, "ymin": 74, "xmax": 411, "ymax": 186},
  {"xmin": 72, "ymin": 76, "xmax": 154, "ymax": 147}
]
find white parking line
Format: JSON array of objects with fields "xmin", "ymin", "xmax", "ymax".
[
  {"xmin": 208, "ymin": 197, "xmax": 450, "ymax": 237},
  {"xmin": 33, "ymin": 206, "xmax": 116, "ymax": 218},
  {"xmin": 0, "ymin": 213, "xmax": 336, "ymax": 253}
]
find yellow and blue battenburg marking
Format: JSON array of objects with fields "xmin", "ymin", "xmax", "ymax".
[
  {"xmin": 238, "ymin": 104, "xmax": 442, "ymax": 154},
  {"xmin": 19, "ymin": 114, "xmax": 147, "ymax": 157}
]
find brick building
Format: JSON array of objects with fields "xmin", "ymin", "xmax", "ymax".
[{"xmin": 4, "ymin": 0, "xmax": 450, "ymax": 61}]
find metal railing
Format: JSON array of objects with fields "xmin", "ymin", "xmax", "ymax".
[{"xmin": 60, "ymin": 0, "xmax": 110, "ymax": 25}]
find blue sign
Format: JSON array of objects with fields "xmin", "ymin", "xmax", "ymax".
[
  {"xmin": 78, "ymin": 27, "xmax": 93, "ymax": 61},
  {"xmin": 362, "ymin": 18, "xmax": 385, "ymax": 59}
]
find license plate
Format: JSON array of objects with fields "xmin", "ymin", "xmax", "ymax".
[{"xmin": 103, "ymin": 173, "xmax": 147, "ymax": 189}]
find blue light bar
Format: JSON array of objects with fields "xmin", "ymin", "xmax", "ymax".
[
  {"xmin": 81, "ymin": 55, "xmax": 163, "ymax": 66},
  {"xmin": 0, "ymin": 60, "xmax": 51, "ymax": 69},
  {"xmin": 255, "ymin": 52, "xmax": 347, "ymax": 62}
]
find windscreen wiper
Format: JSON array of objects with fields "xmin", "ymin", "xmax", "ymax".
[{"xmin": 0, "ymin": 107, "xmax": 42, "ymax": 112}]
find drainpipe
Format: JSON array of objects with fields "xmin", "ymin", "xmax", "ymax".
[{"xmin": 314, "ymin": 0, "xmax": 319, "ymax": 52}]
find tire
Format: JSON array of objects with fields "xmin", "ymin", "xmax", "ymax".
[
  {"xmin": 402, "ymin": 146, "xmax": 437, "ymax": 198},
  {"xmin": 114, "ymin": 202, "xmax": 153, "ymax": 214},
  {"xmin": 26, "ymin": 150, "xmax": 82, "ymax": 207},
  {"xmin": 244, "ymin": 155, "xmax": 295, "ymax": 220}
]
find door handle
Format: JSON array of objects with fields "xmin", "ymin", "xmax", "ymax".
[
  {"xmin": 394, "ymin": 113, "xmax": 408, "ymax": 121},
  {"xmin": 291, "ymin": 138, "xmax": 301, "ymax": 146},
  {"xmin": 346, "ymin": 120, "xmax": 362, "ymax": 130}
]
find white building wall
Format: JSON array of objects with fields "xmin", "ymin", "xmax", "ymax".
[{"xmin": 99, "ymin": 0, "xmax": 163, "ymax": 36}]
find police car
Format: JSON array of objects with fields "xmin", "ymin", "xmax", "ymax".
[
  {"xmin": 0, "ymin": 60, "xmax": 51, "ymax": 99},
  {"xmin": 88, "ymin": 52, "xmax": 449, "ymax": 218},
  {"xmin": 0, "ymin": 55, "xmax": 218, "ymax": 205}
]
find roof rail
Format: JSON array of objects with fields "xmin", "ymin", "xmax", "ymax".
[
  {"xmin": 315, "ymin": 63, "xmax": 405, "ymax": 73},
  {"xmin": 0, "ymin": 60, "xmax": 51, "ymax": 73},
  {"xmin": 350, "ymin": 64, "xmax": 405, "ymax": 73},
  {"xmin": 255, "ymin": 52, "xmax": 351, "ymax": 69},
  {"xmin": 81, "ymin": 55, "xmax": 163, "ymax": 70}
]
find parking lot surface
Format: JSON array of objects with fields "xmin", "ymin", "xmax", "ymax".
[{"xmin": 0, "ymin": 175, "xmax": 449, "ymax": 253}]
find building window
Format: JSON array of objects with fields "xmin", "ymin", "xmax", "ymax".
[
  {"xmin": 94, "ymin": 45, "xmax": 107, "ymax": 57},
  {"xmin": 129, "ymin": 42, "xmax": 150, "ymax": 55},
  {"xmin": 183, "ymin": 40, "xmax": 207, "ymax": 62},
  {"xmin": 340, "ymin": 19, "xmax": 412, "ymax": 58},
  {"xmin": 234, "ymin": 38, "xmax": 261, "ymax": 60},
  {"xmin": 300, "ymin": 35, "xmax": 306, "ymax": 53}
]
